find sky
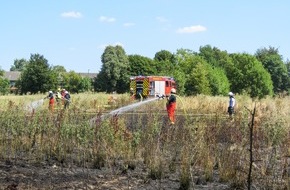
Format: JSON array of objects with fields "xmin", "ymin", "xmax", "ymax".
[{"xmin": 1, "ymin": 0, "xmax": 289, "ymax": 73}]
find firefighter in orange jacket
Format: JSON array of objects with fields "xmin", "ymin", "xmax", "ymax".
[
  {"xmin": 166, "ymin": 88, "xmax": 177, "ymax": 125},
  {"xmin": 46, "ymin": 90, "xmax": 55, "ymax": 111}
]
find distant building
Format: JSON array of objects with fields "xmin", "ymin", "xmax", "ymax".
[
  {"xmin": 77, "ymin": 72, "xmax": 98, "ymax": 79},
  {"xmin": 4, "ymin": 71, "xmax": 21, "ymax": 87}
]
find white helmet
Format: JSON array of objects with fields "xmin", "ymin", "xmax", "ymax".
[
  {"xmin": 171, "ymin": 88, "xmax": 176, "ymax": 93},
  {"xmin": 49, "ymin": 91, "xmax": 53, "ymax": 93},
  {"xmin": 228, "ymin": 92, "xmax": 234, "ymax": 96}
]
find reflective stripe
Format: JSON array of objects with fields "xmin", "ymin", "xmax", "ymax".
[
  {"xmin": 143, "ymin": 78, "xmax": 149, "ymax": 96},
  {"xmin": 130, "ymin": 81, "xmax": 136, "ymax": 91}
]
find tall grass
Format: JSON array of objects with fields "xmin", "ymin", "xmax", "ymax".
[{"xmin": 0, "ymin": 93, "xmax": 289, "ymax": 189}]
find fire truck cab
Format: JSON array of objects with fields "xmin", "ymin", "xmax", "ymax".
[{"xmin": 130, "ymin": 76, "xmax": 176, "ymax": 99}]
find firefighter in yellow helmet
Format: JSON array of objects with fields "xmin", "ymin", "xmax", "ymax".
[{"xmin": 55, "ymin": 88, "xmax": 61, "ymax": 105}]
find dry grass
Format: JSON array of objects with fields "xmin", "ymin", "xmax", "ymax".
[{"xmin": 0, "ymin": 93, "xmax": 289, "ymax": 189}]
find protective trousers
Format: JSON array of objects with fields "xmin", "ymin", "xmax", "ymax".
[
  {"xmin": 49, "ymin": 98, "xmax": 54, "ymax": 111},
  {"xmin": 166, "ymin": 102, "xmax": 176, "ymax": 124}
]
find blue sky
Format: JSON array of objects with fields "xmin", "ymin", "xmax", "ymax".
[{"xmin": 1, "ymin": 0, "xmax": 289, "ymax": 73}]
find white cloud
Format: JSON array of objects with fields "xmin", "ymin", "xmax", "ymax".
[
  {"xmin": 123, "ymin": 22, "xmax": 135, "ymax": 27},
  {"xmin": 98, "ymin": 42, "xmax": 124, "ymax": 50},
  {"xmin": 61, "ymin": 11, "xmax": 83, "ymax": 18},
  {"xmin": 176, "ymin": 25, "xmax": 207, "ymax": 34},
  {"xmin": 99, "ymin": 16, "xmax": 116, "ymax": 23},
  {"xmin": 156, "ymin": 16, "xmax": 168, "ymax": 22}
]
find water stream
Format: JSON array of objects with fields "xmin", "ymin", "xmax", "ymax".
[
  {"xmin": 24, "ymin": 96, "xmax": 162, "ymax": 125},
  {"xmin": 25, "ymin": 99, "xmax": 44, "ymax": 112},
  {"xmin": 90, "ymin": 97, "xmax": 160, "ymax": 125}
]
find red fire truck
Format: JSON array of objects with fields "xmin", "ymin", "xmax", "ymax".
[{"xmin": 130, "ymin": 76, "xmax": 176, "ymax": 99}]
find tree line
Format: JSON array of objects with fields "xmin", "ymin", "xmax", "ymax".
[
  {"xmin": 96, "ymin": 45, "xmax": 290, "ymax": 98},
  {"xmin": 0, "ymin": 54, "xmax": 92, "ymax": 94},
  {"xmin": 1, "ymin": 45, "xmax": 290, "ymax": 98}
]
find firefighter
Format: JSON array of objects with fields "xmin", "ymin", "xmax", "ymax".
[
  {"xmin": 46, "ymin": 90, "xmax": 55, "ymax": 111},
  {"xmin": 108, "ymin": 95, "xmax": 117, "ymax": 106},
  {"xmin": 166, "ymin": 88, "xmax": 177, "ymax": 125},
  {"xmin": 61, "ymin": 88, "xmax": 66, "ymax": 105},
  {"xmin": 228, "ymin": 92, "xmax": 235, "ymax": 118},
  {"xmin": 130, "ymin": 87, "xmax": 135, "ymax": 101},
  {"xmin": 55, "ymin": 88, "xmax": 61, "ymax": 105},
  {"xmin": 63, "ymin": 91, "xmax": 70, "ymax": 109}
]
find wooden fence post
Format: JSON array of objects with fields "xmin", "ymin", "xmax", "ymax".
[{"xmin": 287, "ymin": 157, "xmax": 290, "ymax": 190}]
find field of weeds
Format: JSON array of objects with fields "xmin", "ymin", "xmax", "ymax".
[{"xmin": 0, "ymin": 93, "xmax": 289, "ymax": 189}]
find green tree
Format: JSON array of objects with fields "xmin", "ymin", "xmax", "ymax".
[
  {"xmin": 17, "ymin": 54, "xmax": 57, "ymax": 94},
  {"xmin": 172, "ymin": 68, "xmax": 186, "ymax": 95},
  {"xmin": 154, "ymin": 50, "xmax": 175, "ymax": 62},
  {"xmin": 52, "ymin": 65, "xmax": 66, "ymax": 73},
  {"xmin": 255, "ymin": 46, "xmax": 290, "ymax": 93},
  {"xmin": 187, "ymin": 62, "xmax": 211, "ymax": 95},
  {"xmin": 230, "ymin": 53, "xmax": 273, "ymax": 98},
  {"xmin": 199, "ymin": 45, "xmax": 221, "ymax": 67},
  {"xmin": 176, "ymin": 49, "xmax": 198, "ymax": 73},
  {"xmin": 198, "ymin": 46, "xmax": 231, "ymax": 95},
  {"xmin": 0, "ymin": 77, "xmax": 9, "ymax": 95},
  {"xmin": 176, "ymin": 49, "xmax": 213, "ymax": 95},
  {"xmin": 95, "ymin": 45, "xmax": 130, "ymax": 93},
  {"xmin": 62, "ymin": 71, "xmax": 83, "ymax": 93},
  {"xmin": 52, "ymin": 65, "xmax": 67, "ymax": 89},
  {"xmin": 10, "ymin": 58, "xmax": 28, "ymax": 71},
  {"xmin": 154, "ymin": 50, "xmax": 176, "ymax": 75},
  {"xmin": 0, "ymin": 68, "xmax": 10, "ymax": 95},
  {"xmin": 199, "ymin": 45, "xmax": 234, "ymax": 70},
  {"xmin": 128, "ymin": 54, "xmax": 156, "ymax": 76},
  {"xmin": 285, "ymin": 59, "xmax": 290, "ymax": 73},
  {"xmin": 0, "ymin": 68, "xmax": 4, "ymax": 76},
  {"xmin": 286, "ymin": 59, "xmax": 290, "ymax": 77},
  {"xmin": 79, "ymin": 77, "xmax": 92, "ymax": 92},
  {"xmin": 207, "ymin": 66, "xmax": 230, "ymax": 96},
  {"xmin": 175, "ymin": 49, "xmax": 194, "ymax": 95},
  {"xmin": 285, "ymin": 59, "xmax": 290, "ymax": 93},
  {"xmin": 61, "ymin": 71, "xmax": 92, "ymax": 93}
]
